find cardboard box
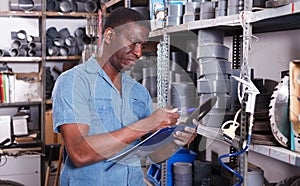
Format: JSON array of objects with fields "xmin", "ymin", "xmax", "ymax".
[
  {"xmin": 289, "ymin": 60, "xmax": 300, "ymax": 137},
  {"xmin": 14, "ymin": 72, "xmax": 42, "ymax": 102},
  {"xmin": 45, "ymin": 110, "xmax": 63, "ymax": 145}
]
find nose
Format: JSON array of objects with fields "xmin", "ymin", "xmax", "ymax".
[{"xmin": 132, "ymin": 43, "xmax": 143, "ymax": 58}]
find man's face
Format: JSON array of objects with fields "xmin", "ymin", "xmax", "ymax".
[{"xmin": 108, "ymin": 22, "xmax": 149, "ymax": 72}]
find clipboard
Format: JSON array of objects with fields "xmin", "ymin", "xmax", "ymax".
[{"xmin": 106, "ymin": 96, "xmax": 217, "ymax": 165}]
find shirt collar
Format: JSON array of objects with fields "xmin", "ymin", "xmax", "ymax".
[
  {"xmin": 82, "ymin": 56, "xmax": 136, "ymax": 89},
  {"xmin": 83, "ymin": 56, "xmax": 101, "ymax": 74}
]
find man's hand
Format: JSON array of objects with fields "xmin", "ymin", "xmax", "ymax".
[
  {"xmin": 173, "ymin": 125, "xmax": 197, "ymax": 146},
  {"xmin": 146, "ymin": 108, "xmax": 180, "ymax": 132}
]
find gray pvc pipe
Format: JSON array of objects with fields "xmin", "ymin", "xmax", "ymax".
[
  {"xmin": 47, "ymin": 46, "xmax": 60, "ymax": 56},
  {"xmin": 27, "ymin": 35, "xmax": 41, "ymax": 43},
  {"xmin": 46, "ymin": 27, "xmax": 59, "ymax": 38},
  {"xmin": 74, "ymin": 27, "xmax": 85, "ymax": 38},
  {"xmin": 10, "ymin": 0, "xmax": 19, "ymax": 11},
  {"xmin": 11, "ymin": 39, "xmax": 27, "ymax": 49},
  {"xmin": 46, "ymin": 0, "xmax": 60, "ymax": 11},
  {"xmin": 0, "ymin": 49, "xmax": 10, "ymax": 57},
  {"xmin": 59, "ymin": 46, "xmax": 70, "ymax": 56},
  {"xmin": 28, "ymin": 49, "xmax": 42, "ymax": 57},
  {"xmin": 19, "ymin": 0, "xmax": 35, "ymax": 11},
  {"xmin": 10, "ymin": 48, "xmax": 27, "ymax": 57},
  {"xmin": 65, "ymin": 36, "xmax": 77, "ymax": 47},
  {"xmin": 84, "ymin": 1, "xmax": 98, "ymax": 13},
  {"xmin": 59, "ymin": 0, "xmax": 74, "ymax": 12},
  {"xmin": 28, "ymin": 42, "xmax": 42, "ymax": 50},
  {"xmin": 58, "ymin": 28, "xmax": 71, "ymax": 39},
  {"xmin": 53, "ymin": 37, "xmax": 64, "ymax": 47},
  {"xmin": 11, "ymin": 30, "xmax": 27, "ymax": 40},
  {"xmin": 33, "ymin": 0, "xmax": 42, "ymax": 11}
]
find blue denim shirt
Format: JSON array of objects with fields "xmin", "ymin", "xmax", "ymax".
[{"xmin": 52, "ymin": 57, "xmax": 153, "ymax": 186}]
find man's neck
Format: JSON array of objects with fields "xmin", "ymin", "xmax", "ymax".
[{"xmin": 102, "ymin": 60, "xmax": 122, "ymax": 92}]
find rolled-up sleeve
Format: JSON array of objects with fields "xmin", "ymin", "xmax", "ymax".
[{"xmin": 52, "ymin": 70, "xmax": 91, "ymax": 133}]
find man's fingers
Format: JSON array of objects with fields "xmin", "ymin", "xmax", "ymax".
[
  {"xmin": 166, "ymin": 108, "xmax": 178, "ymax": 113},
  {"xmin": 184, "ymin": 126, "xmax": 197, "ymax": 134}
]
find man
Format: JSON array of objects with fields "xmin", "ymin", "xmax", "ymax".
[{"xmin": 52, "ymin": 7, "xmax": 196, "ymax": 185}]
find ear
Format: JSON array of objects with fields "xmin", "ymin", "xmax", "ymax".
[{"xmin": 104, "ymin": 28, "xmax": 114, "ymax": 44}]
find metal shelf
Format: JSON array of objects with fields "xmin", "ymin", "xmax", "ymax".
[
  {"xmin": 0, "ymin": 57, "xmax": 42, "ymax": 62},
  {"xmin": 250, "ymin": 145, "xmax": 300, "ymax": 167},
  {"xmin": 251, "ymin": 1, "xmax": 300, "ymax": 23},
  {"xmin": 197, "ymin": 124, "xmax": 300, "ymax": 167}
]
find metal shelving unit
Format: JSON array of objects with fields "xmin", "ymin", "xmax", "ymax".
[
  {"xmin": 0, "ymin": 2, "xmax": 100, "ymax": 185},
  {"xmin": 0, "ymin": 6, "xmax": 45, "ymax": 186},
  {"xmin": 149, "ymin": 1, "xmax": 300, "ymax": 185},
  {"xmin": 150, "ymin": 1, "xmax": 300, "ymax": 38}
]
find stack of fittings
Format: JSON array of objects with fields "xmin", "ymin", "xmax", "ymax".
[
  {"xmin": 169, "ymin": 51, "xmax": 198, "ymax": 117},
  {"xmin": 8, "ymin": 30, "xmax": 41, "ymax": 57},
  {"xmin": 197, "ymin": 28, "xmax": 233, "ymax": 127},
  {"xmin": 129, "ymin": 53, "xmax": 157, "ymax": 100},
  {"xmin": 227, "ymin": 0, "xmax": 243, "ymax": 15},
  {"xmin": 167, "ymin": 3, "xmax": 184, "ymax": 26},
  {"xmin": 193, "ymin": 160, "xmax": 213, "ymax": 185},
  {"xmin": 74, "ymin": 27, "xmax": 97, "ymax": 59},
  {"xmin": 142, "ymin": 67, "xmax": 157, "ymax": 99},
  {"xmin": 200, "ymin": 1, "xmax": 216, "ymax": 20},
  {"xmin": 46, "ymin": 27, "xmax": 91, "ymax": 56},
  {"xmin": 251, "ymin": 78, "xmax": 279, "ymax": 145},
  {"xmin": 130, "ymin": 53, "xmax": 157, "ymax": 83},
  {"xmin": 10, "ymin": 0, "xmax": 42, "ymax": 11},
  {"xmin": 173, "ymin": 162, "xmax": 193, "ymax": 186},
  {"xmin": 46, "ymin": 0, "xmax": 99, "ymax": 13},
  {"xmin": 215, "ymin": 0, "xmax": 227, "ymax": 17},
  {"xmin": 183, "ymin": 1, "xmax": 201, "ymax": 23},
  {"xmin": 172, "ymin": 160, "xmax": 213, "ymax": 186}
]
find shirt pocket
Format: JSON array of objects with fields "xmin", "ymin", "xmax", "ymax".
[
  {"xmin": 130, "ymin": 98, "xmax": 146, "ymax": 119},
  {"xmin": 95, "ymin": 98, "xmax": 115, "ymax": 128}
]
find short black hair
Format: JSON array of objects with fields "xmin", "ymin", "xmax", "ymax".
[{"xmin": 103, "ymin": 7, "xmax": 150, "ymax": 34}]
